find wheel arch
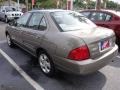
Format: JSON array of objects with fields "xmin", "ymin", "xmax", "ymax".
[
  {"xmin": 5, "ymin": 15, "xmax": 7, "ymax": 17},
  {"xmin": 5, "ymin": 31, "xmax": 9, "ymax": 36},
  {"xmin": 36, "ymin": 47, "xmax": 48, "ymax": 57}
]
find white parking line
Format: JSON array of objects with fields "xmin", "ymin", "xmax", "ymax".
[
  {"xmin": 117, "ymin": 55, "xmax": 120, "ymax": 59},
  {"xmin": 0, "ymin": 40, "xmax": 7, "ymax": 44},
  {"xmin": 0, "ymin": 49, "xmax": 44, "ymax": 90}
]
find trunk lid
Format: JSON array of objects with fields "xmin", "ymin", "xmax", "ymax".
[{"xmin": 64, "ymin": 27, "xmax": 115, "ymax": 59}]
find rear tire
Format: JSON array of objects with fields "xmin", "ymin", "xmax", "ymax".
[{"xmin": 38, "ymin": 51, "xmax": 56, "ymax": 77}]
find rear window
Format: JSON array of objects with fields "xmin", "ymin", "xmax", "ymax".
[
  {"xmin": 51, "ymin": 11, "xmax": 96, "ymax": 32},
  {"xmin": 81, "ymin": 11, "xmax": 90, "ymax": 18}
]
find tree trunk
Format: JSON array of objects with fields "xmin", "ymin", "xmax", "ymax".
[
  {"xmin": 85, "ymin": 0, "xmax": 90, "ymax": 9},
  {"xmin": 96, "ymin": 0, "xmax": 101, "ymax": 10},
  {"xmin": 103, "ymin": 0, "xmax": 107, "ymax": 9}
]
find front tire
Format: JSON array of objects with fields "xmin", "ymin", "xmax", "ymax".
[
  {"xmin": 38, "ymin": 51, "xmax": 55, "ymax": 77},
  {"xmin": 5, "ymin": 16, "xmax": 8, "ymax": 23},
  {"xmin": 6, "ymin": 34, "xmax": 14, "ymax": 47}
]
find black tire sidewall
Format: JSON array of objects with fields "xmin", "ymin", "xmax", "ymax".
[
  {"xmin": 5, "ymin": 16, "xmax": 8, "ymax": 23},
  {"xmin": 6, "ymin": 34, "xmax": 14, "ymax": 47}
]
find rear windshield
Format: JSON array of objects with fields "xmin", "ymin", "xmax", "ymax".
[{"xmin": 51, "ymin": 11, "xmax": 96, "ymax": 32}]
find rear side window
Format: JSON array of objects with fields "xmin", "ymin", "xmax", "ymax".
[{"xmin": 90, "ymin": 12, "xmax": 112, "ymax": 21}]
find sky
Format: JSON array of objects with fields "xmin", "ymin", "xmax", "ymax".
[
  {"xmin": 112, "ymin": 0, "xmax": 120, "ymax": 4},
  {"xmin": 92, "ymin": 0, "xmax": 120, "ymax": 4}
]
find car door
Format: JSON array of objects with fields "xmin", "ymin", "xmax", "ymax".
[
  {"xmin": 9, "ymin": 12, "xmax": 31, "ymax": 44},
  {"xmin": 22, "ymin": 12, "xmax": 47, "ymax": 53},
  {"xmin": 89, "ymin": 11, "xmax": 113, "ymax": 29}
]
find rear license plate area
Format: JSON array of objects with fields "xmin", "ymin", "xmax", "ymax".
[{"xmin": 99, "ymin": 40, "xmax": 110, "ymax": 51}]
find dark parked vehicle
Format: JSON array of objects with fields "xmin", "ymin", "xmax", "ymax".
[
  {"xmin": 80, "ymin": 10, "xmax": 120, "ymax": 44},
  {"xmin": 6, "ymin": 10, "xmax": 118, "ymax": 77}
]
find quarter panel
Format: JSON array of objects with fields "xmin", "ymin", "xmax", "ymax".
[{"xmin": 41, "ymin": 31, "xmax": 86, "ymax": 59}]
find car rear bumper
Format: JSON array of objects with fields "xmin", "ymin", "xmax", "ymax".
[{"xmin": 54, "ymin": 45, "xmax": 118, "ymax": 75}]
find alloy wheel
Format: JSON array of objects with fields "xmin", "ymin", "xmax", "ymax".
[{"xmin": 39, "ymin": 54, "xmax": 51, "ymax": 74}]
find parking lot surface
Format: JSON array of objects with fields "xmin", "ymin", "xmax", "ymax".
[
  {"xmin": 0, "ymin": 21, "xmax": 120, "ymax": 90},
  {"xmin": 0, "ymin": 51, "xmax": 34, "ymax": 90}
]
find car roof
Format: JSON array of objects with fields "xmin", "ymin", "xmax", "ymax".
[
  {"xmin": 103, "ymin": 10, "xmax": 120, "ymax": 17},
  {"xmin": 81, "ymin": 9, "xmax": 120, "ymax": 16},
  {"xmin": 29, "ymin": 9, "xmax": 69, "ymax": 13}
]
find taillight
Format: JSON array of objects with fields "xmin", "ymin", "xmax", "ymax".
[{"xmin": 67, "ymin": 45, "xmax": 90, "ymax": 61}]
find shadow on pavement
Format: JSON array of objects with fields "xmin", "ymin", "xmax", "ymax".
[
  {"xmin": 109, "ymin": 57, "xmax": 120, "ymax": 68},
  {"xmin": 11, "ymin": 57, "xmax": 107, "ymax": 90},
  {"xmin": 107, "ymin": 43, "xmax": 120, "ymax": 68},
  {"xmin": 0, "ymin": 85, "xmax": 20, "ymax": 90},
  {"xmin": 54, "ymin": 71, "xmax": 106, "ymax": 90}
]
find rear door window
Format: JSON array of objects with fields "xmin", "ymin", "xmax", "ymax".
[{"xmin": 27, "ymin": 12, "xmax": 43, "ymax": 30}]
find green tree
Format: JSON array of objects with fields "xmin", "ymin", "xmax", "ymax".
[
  {"xmin": 103, "ymin": 0, "xmax": 108, "ymax": 8},
  {"xmin": 106, "ymin": 1, "xmax": 118, "ymax": 9},
  {"xmin": 88, "ymin": 1, "xmax": 95, "ymax": 9},
  {"xmin": 74, "ymin": 0, "xmax": 86, "ymax": 9},
  {"xmin": 12, "ymin": 0, "xmax": 25, "ymax": 3},
  {"xmin": 74, "ymin": 0, "xmax": 95, "ymax": 9},
  {"xmin": 35, "ymin": 0, "xmax": 56, "ymax": 8}
]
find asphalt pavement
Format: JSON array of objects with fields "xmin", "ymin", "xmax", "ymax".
[
  {"xmin": 0, "ymin": 21, "xmax": 7, "ymax": 41},
  {"xmin": 0, "ymin": 54, "xmax": 34, "ymax": 90},
  {"xmin": 0, "ymin": 21, "xmax": 120, "ymax": 90}
]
